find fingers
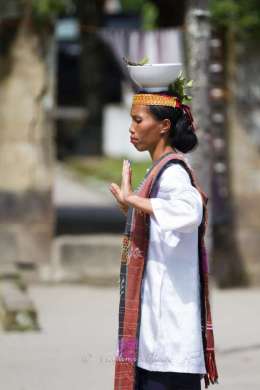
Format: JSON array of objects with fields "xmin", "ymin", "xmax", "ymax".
[
  {"xmin": 109, "ymin": 183, "xmax": 128, "ymax": 215},
  {"xmin": 109, "ymin": 182, "xmax": 120, "ymax": 194},
  {"xmin": 128, "ymin": 160, "xmax": 132, "ymax": 185},
  {"xmin": 109, "ymin": 183, "xmax": 121, "ymax": 201},
  {"xmin": 122, "ymin": 160, "xmax": 125, "ymax": 180},
  {"xmin": 122, "ymin": 159, "xmax": 131, "ymax": 183},
  {"xmin": 110, "ymin": 182, "xmax": 120, "ymax": 192}
]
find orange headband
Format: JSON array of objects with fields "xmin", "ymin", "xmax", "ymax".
[
  {"xmin": 132, "ymin": 93, "xmax": 182, "ymax": 108},
  {"xmin": 132, "ymin": 93, "xmax": 197, "ymax": 132}
]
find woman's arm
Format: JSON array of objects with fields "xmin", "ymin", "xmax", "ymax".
[{"xmin": 125, "ymin": 194, "xmax": 153, "ymax": 215}]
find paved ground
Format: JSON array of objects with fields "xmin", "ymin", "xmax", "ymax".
[{"xmin": 0, "ymin": 285, "xmax": 259, "ymax": 390}]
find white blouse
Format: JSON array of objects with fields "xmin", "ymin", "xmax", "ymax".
[{"xmin": 136, "ymin": 162, "xmax": 207, "ymax": 374}]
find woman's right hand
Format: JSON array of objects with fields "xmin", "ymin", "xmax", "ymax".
[
  {"xmin": 109, "ymin": 182, "xmax": 129, "ymax": 215},
  {"xmin": 109, "ymin": 160, "xmax": 130, "ymax": 215}
]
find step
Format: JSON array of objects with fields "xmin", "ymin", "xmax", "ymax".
[
  {"xmin": 0, "ymin": 263, "xmax": 20, "ymax": 281},
  {"xmin": 0, "ymin": 281, "xmax": 39, "ymax": 331},
  {"xmin": 49, "ymin": 234, "xmax": 123, "ymax": 286}
]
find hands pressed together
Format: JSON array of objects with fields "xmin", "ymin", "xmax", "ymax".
[
  {"xmin": 109, "ymin": 159, "xmax": 153, "ymax": 217},
  {"xmin": 109, "ymin": 159, "xmax": 134, "ymax": 216}
]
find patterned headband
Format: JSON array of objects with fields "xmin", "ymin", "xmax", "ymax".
[
  {"xmin": 132, "ymin": 93, "xmax": 181, "ymax": 108},
  {"xmin": 132, "ymin": 93, "xmax": 197, "ymax": 132}
]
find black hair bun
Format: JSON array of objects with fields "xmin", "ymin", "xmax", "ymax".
[
  {"xmin": 170, "ymin": 113, "xmax": 198, "ymax": 153},
  {"xmin": 147, "ymin": 102, "xmax": 198, "ymax": 154}
]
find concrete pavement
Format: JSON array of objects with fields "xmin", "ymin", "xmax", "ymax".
[
  {"xmin": 211, "ymin": 287, "xmax": 260, "ymax": 389},
  {"xmin": 0, "ymin": 285, "xmax": 259, "ymax": 390}
]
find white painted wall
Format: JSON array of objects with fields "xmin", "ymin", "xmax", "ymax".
[{"xmin": 103, "ymin": 84, "xmax": 150, "ymax": 161}]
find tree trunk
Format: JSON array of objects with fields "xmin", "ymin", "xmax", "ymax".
[
  {"xmin": 75, "ymin": 0, "xmax": 105, "ymax": 156},
  {"xmin": 0, "ymin": 14, "xmax": 55, "ymax": 281}
]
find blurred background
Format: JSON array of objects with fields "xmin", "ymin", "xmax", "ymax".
[{"xmin": 0, "ymin": 0, "xmax": 259, "ymax": 389}]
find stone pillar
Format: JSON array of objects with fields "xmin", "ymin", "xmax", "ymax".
[
  {"xmin": 184, "ymin": 3, "xmax": 213, "ymax": 255},
  {"xmin": 209, "ymin": 28, "xmax": 248, "ymax": 287},
  {"xmin": 0, "ymin": 18, "xmax": 55, "ymax": 281}
]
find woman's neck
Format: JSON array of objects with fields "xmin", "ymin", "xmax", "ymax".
[{"xmin": 149, "ymin": 144, "xmax": 176, "ymax": 163}]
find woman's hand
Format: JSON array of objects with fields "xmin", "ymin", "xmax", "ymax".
[
  {"xmin": 109, "ymin": 160, "xmax": 134, "ymax": 215},
  {"xmin": 110, "ymin": 160, "xmax": 153, "ymax": 216},
  {"xmin": 121, "ymin": 159, "xmax": 134, "ymax": 202}
]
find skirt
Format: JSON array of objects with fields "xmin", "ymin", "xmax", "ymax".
[{"xmin": 135, "ymin": 366, "xmax": 202, "ymax": 390}]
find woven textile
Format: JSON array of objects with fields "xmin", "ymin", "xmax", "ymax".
[
  {"xmin": 132, "ymin": 94, "xmax": 181, "ymax": 108},
  {"xmin": 114, "ymin": 152, "xmax": 218, "ymax": 390},
  {"xmin": 131, "ymin": 94, "xmax": 197, "ymax": 132}
]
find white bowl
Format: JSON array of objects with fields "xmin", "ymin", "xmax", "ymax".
[{"xmin": 127, "ymin": 63, "xmax": 182, "ymax": 92}]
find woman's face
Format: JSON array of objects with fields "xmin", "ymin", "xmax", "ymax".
[{"xmin": 129, "ymin": 105, "xmax": 168, "ymax": 152}]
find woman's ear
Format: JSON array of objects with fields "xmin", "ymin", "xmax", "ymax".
[{"xmin": 160, "ymin": 118, "xmax": 171, "ymax": 135}]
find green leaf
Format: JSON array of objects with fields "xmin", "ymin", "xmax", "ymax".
[
  {"xmin": 169, "ymin": 72, "xmax": 193, "ymax": 103},
  {"xmin": 123, "ymin": 55, "xmax": 150, "ymax": 66},
  {"xmin": 138, "ymin": 55, "xmax": 149, "ymax": 65},
  {"xmin": 186, "ymin": 80, "xmax": 193, "ymax": 88}
]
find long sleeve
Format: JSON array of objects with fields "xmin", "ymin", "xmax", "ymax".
[{"xmin": 150, "ymin": 164, "xmax": 203, "ymax": 233}]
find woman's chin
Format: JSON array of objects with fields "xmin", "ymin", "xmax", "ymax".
[{"xmin": 132, "ymin": 143, "xmax": 147, "ymax": 152}]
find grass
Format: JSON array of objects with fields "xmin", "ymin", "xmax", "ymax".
[{"xmin": 66, "ymin": 156, "xmax": 152, "ymax": 190}]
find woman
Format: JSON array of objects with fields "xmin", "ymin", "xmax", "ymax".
[{"xmin": 109, "ymin": 91, "xmax": 218, "ymax": 390}]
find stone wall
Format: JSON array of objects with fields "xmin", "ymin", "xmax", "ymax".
[
  {"xmin": 229, "ymin": 108, "xmax": 260, "ymax": 285},
  {"xmin": 230, "ymin": 41, "xmax": 260, "ymax": 284},
  {"xmin": 0, "ymin": 20, "xmax": 55, "ymax": 281}
]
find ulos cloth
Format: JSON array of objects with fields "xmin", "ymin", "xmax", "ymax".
[{"xmin": 136, "ymin": 162, "xmax": 207, "ymax": 375}]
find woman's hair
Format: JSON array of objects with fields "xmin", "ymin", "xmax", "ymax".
[{"xmin": 142, "ymin": 91, "xmax": 198, "ymax": 154}]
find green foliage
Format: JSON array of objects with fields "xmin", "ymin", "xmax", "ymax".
[
  {"xmin": 169, "ymin": 72, "xmax": 193, "ymax": 104},
  {"xmin": 120, "ymin": 0, "xmax": 143, "ymax": 11},
  {"xmin": 67, "ymin": 157, "xmax": 151, "ymax": 190},
  {"xmin": 120, "ymin": 0, "xmax": 158, "ymax": 30},
  {"xmin": 210, "ymin": 0, "xmax": 260, "ymax": 37},
  {"xmin": 13, "ymin": 0, "xmax": 159, "ymax": 28},
  {"xmin": 31, "ymin": 0, "xmax": 73, "ymax": 19},
  {"xmin": 142, "ymin": 1, "xmax": 158, "ymax": 30}
]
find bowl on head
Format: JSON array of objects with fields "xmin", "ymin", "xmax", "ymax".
[{"xmin": 127, "ymin": 63, "xmax": 182, "ymax": 92}]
